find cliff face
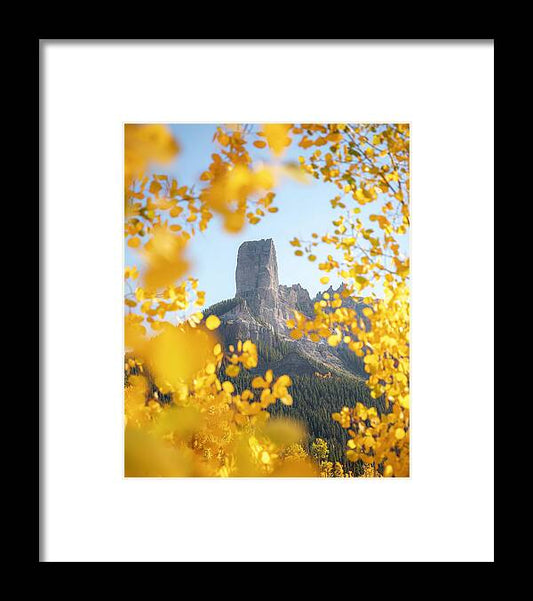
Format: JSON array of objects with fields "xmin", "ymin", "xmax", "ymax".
[
  {"xmin": 208, "ymin": 238, "xmax": 369, "ymax": 378},
  {"xmin": 236, "ymin": 238, "xmax": 279, "ymax": 297},
  {"xmin": 235, "ymin": 239, "xmax": 283, "ymax": 329}
]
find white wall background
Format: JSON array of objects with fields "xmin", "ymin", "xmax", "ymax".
[{"xmin": 42, "ymin": 40, "xmax": 494, "ymax": 562}]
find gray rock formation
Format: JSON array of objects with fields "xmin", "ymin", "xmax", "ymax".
[
  {"xmin": 236, "ymin": 238, "xmax": 279, "ymax": 297},
  {"xmin": 235, "ymin": 239, "xmax": 283, "ymax": 328},
  {"xmin": 206, "ymin": 238, "xmax": 369, "ymax": 378},
  {"xmin": 279, "ymin": 283, "xmax": 314, "ymax": 317}
]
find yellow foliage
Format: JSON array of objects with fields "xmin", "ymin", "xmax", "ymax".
[
  {"xmin": 124, "ymin": 124, "xmax": 178, "ymax": 191},
  {"xmin": 144, "ymin": 324, "xmax": 216, "ymax": 393},
  {"xmin": 261, "ymin": 123, "xmax": 292, "ymax": 157},
  {"xmin": 142, "ymin": 226, "xmax": 189, "ymax": 291},
  {"xmin": 123, "ymin": 122, "xmax": 410, "ymax": 477},
  {"xmin": 205, "ymin": 315, "xmax": 221, "ymax": 330}
]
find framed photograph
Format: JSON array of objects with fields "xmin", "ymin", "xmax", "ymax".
[{"xmin": 41, "ymin": 39, "xmax": 494, "ymax": 562}]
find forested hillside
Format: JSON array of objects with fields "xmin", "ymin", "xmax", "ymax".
[{"xmin": 220, "ymin": 330, "xmax": 386, "ymax": 470}]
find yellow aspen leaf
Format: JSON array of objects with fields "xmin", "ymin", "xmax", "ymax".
[
  {"xmin": 253, "ymin": 140, "xmax": 266, "ymax": 148},
  {"xmin": 327, "ymin": 335, "xmax": 340, "ymax": 347},
  {"xmin": 320, "ymin": 276, "xmax": 330, "ymax": 284},
  {"xmin": 260, "ymin": 388, "xmax": 273, "ymax": 405},
  {"xmin": 144, "ymin": 325, "xmax": 215, "ymax": 392},
  {"xmin": 276, "ymin": 375, "xmax": 292, "ymax": 387},
  {"xmin": 241, "ymin": 389, "xmax": 254, "ymax": 401},
  {"xmin": 124, "ymin": 124, "xmax": 179, "ymax": 188},
  {"xmin": 346, "ymin": 450, "xmax": 358, "ymax": 462},
  {"xmin": 143, "ymin": 227, "xmax": 189, "ymax": 291},
  {"xmin": 254, "ymin": 167, "xmax": 275, "ymax": 189},
  {"xmin": 205, "ymin": 315, "xmax": 221, "ymax": 330},
  {"xmin": 395, "ymin": 428, "xmax": 406, "ymax": 440},
  {"xmin": 251, "ymin": 376, "xmax": 268, "ymax": 389},
  {"xmin": 224, "ymin": 212, "xmax": 246, "ymax": 233},
  {"xmin": 222, "ymin": 381, "xmax": 234, "ymax": 394},
  {"xmin": 124, "ymin": 266, "xmax": 139, "ymax": 280},
  {"xmin": 128, "ymin": 237, "xmax": 141, "ymax": 248},
  {"xmin": 225, "ymin": 364, "xmax": 240, "ymax": 377},
  {"xmin": 290, "ymin": 329, "xmax": 303, "ymax": 340},
  {"xmin": 242, "ymin": 340, "xmax": 255, "ymax": 353},
  {"xmin": 149, "ymin": 180, "xmax": 162, "ymax": 195},
  {"xmin": 262, "ymin": 124, "xmax": 292, "ymax": 157}
]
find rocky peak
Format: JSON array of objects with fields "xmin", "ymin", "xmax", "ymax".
[
  {"xmin": 205, "ymin": 239, "xmax": 369, "ymax": 379},
  {"xmin": 279, "ymin": 283, "xmax": 314, "ymax": 317},
  {"xmin": 233, "ymin": 239, "xmax": 283, "ymax": 329},
  {"xmin": 235, "ymin": 238, "xmax": 279, "ymax": 297}
]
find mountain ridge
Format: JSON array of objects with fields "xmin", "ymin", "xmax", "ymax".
[{"xmin": 205, "ymin": 238, "xmax": 370, "ymax": 380}]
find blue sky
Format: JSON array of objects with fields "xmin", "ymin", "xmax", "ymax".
[{"xmin": 125, "ymin": 124, "xmax": 408, "ymax": 309}]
